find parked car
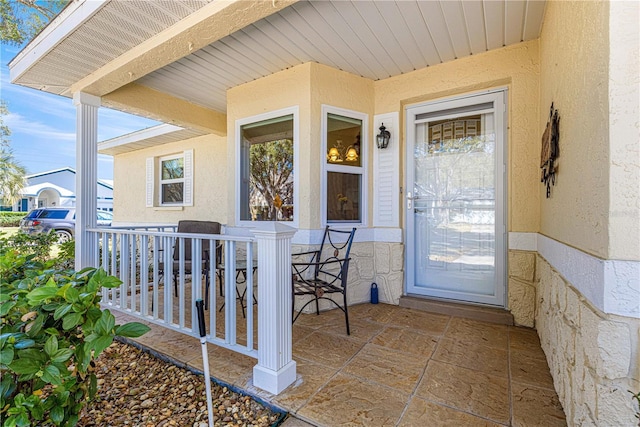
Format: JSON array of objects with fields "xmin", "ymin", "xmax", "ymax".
[{"xmin": 19, "ymin": 208, "xmax": 113, "ymax": 243}]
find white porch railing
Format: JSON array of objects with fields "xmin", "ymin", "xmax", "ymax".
[{"xmin": 87, "ymin": 223, "xmax": 296, "ymax": 394}]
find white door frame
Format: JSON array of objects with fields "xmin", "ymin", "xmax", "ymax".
[{"xmin": 404, "ymin": 89, "xmax": 508, "ymax": 307}]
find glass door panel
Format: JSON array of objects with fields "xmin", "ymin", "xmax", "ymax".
[{"xmin": 406, "ymin": 92, "xmax": 506, "ymax": 306}]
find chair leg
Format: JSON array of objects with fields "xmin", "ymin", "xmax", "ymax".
[
  {"xmin": 204, "ymin": 271, "xmax": 210, "ymax": 310},
  {"xmin": 173, "ymin": 274, "xmax": 178, "ymax": 297},
  {"xmin": 314, "ymin": 289, "xmax": 320, "ymax": 316},
  {"xmin": 343, "ymin": 292, "xmax": 350, "ymax": 335}
]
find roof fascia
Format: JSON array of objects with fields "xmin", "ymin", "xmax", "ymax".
[
  {"xmin": 9, "ymin": 0, "xmax": 108, "ymax": 84},
  {"xmin": 26, "ymin": 167, "xmax": 75, "ymax": 179},
  {"xmin": 98, "ymin": 123, "xmax": 183, "ymax": 150}
]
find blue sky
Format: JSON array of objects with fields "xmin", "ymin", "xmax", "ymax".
[{"xmin": 1, "ymin": 43, "xmax": 159, "ymax": 180}]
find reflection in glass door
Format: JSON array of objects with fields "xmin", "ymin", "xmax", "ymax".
[{"xmin": 405, "ymin": 91, "xmax": 506, "ymax": 306}]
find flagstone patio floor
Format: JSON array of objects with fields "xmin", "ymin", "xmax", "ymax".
[{"xmin": 111, "ymin": 301, "xmax": 566, "ymax": 426}]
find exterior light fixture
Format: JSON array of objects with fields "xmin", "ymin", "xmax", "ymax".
[{"xmin": 376, "ymin": 123, "xmax": 390, "ymax": 149}]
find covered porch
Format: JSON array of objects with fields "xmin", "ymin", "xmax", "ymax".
[
  {"xmin": 9, "ymin": 0, "xmax": 639, "ymax": 425},
  {"xmin": 112, "ymin": 300, "xmax": 565, "ymax": 426}
]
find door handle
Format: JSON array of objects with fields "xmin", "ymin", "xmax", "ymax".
[{"xmin": 407, "ymin": 192, "xmax": 413, "ymax": 210}]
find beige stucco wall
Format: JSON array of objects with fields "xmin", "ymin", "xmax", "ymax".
[
  {"xmin": 536, "ymin": 1, "xmax": 640, "ymax": 424},
  {"xmin": 539, "ymin": 0, "xmax": 611, "ymax": 259},
  {"xmin": 608, "ymin": 1, "xmax": 640, "ymax": 261},
  {"xmin": 226, "ymin": 63, "xmax": 312, "ymax": 228},
  {"xmin": 112, "ymin": 134, "xmax": 227, "ymax": 224},
  {"xmin": 227, "ymin": 62, "xmax": 375, "ymax": 230},
  {"xmin": 374, "ymin": 40, "xmax": 541, "ymax": 234}
]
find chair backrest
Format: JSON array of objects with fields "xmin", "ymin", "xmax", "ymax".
[
  {"xmin": 315, "ymin": 226, "xmax": 356, "ymax": 285},
  {"xmin": 173, "ymin": 220, "xmax": 221, "ymax": 261}
]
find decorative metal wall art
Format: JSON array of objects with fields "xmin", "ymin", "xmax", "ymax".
[{"xmin": 540, "ymin": 103, "xmax": 560, "ymax": 198}]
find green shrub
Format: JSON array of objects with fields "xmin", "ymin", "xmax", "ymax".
[
  {"xmin": 0, "ymin": 244, "xmax": 150, "ymax": 426},
  {"xmin": 0, "ymin": 212, "xmax": 26, "ymax": 227},
  {"xmin": 0, "ymin": 230, "xmax": 58, "ymax": 263}
]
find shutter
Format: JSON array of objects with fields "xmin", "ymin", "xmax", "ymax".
[
  {"xmin": 373, "ymin": 112, "xmax": 400, "ymax": 227},
  {"xmin": 145, "ymin": 157, "xmax": 154, "ymax": 207},
  {"xmin": 183, "ymin": 149, "xmax": 193, "ymax": 206}
]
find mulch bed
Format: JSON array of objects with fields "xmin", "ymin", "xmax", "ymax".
[{"xmin": 78, "ymin": 341, "xmax": 283, "ymax": 427}]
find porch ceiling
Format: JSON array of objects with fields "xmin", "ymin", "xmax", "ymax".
[{"xmin": 10, "ymin": 0, "xmax": 546, "ymax": 117}]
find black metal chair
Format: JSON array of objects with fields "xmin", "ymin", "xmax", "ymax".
[
  {"xmin": 291, "ymin": 226, "xmax": 356, "ymax": 335},
  {"xmin": 160, "ymin": 220, "xmax": 221, "ymax": 307}
]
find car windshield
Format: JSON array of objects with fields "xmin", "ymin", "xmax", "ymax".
[{"xmin": 25, "ymin": 210, "xmax": 43, "ymax": 219}]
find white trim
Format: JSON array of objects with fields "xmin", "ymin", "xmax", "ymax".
[
  {"xmin": 373, "ymin": 112, "xmax": 400, "ymax": 227},
  {"xmin": 537, "ymin": 234, "xmax": 640, "ymax": 318},
  {"xmin": 235, "ymin": 106, "xmax": 299, "ymax": 228},
  {"xmin": 321, "ymin": 105, "xmax": 369, "ymax": 227},
  {"xmin": 145, "ymin": 157, "xmax": 154, "ymax": 207},
  {"xmin": 508, "ymin": 232, "xmax": 538, "ymax": 251},
  {"xmin": 223, "ymin": 226, "xmax": 403, "ymax": 245},
  {"xmin": 73, "ymin": 91, "xmax": 101, "ymax": 108},
  {"xmin": 183, "ymin": 149, "xmax": 193, "ymax": 206}
]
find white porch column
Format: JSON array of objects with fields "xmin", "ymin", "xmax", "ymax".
[
  {"xmin": 73, "ymin": 92, "xmax": 100, "ymax": 270},
  {"xmin": 252, "ymin": 223, "xmax": 297, "ymax": 395}
]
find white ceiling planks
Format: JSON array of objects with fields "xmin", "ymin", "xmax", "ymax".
[
  {"xmin": 483, "ymin": 0, "xmax": 506, "ymax": 50},
  {"xmin": 523, "ymin": 1, "xmax": 547, "ymax": 41},
  {"xmin": 395, "ymin": 1, "xmax": 443, "ymax": 67},
  {"xmin": 461, "ymin": 1, "xmax": 488, "ymax": 54},
  {"xmin": 505, "ymin": 0, "xmax": 528, "ymax": 45},
  {"xmin": 16, "ymin": 0, "xmax": 546, "ymax": 112}
]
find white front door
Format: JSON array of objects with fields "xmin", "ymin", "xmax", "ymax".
[{"xmin": 405, "ymin": 91, "xmax": 507, "ymax": 306}]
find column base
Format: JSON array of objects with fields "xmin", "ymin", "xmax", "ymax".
[{"xmin": 253, "ymin": 360, "xmax": 297, "ymax": 395}]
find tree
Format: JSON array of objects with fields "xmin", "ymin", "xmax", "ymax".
[
  {"xmin": 249, "ymin": 139, "xmax": 293, "ymax": 221},
  {"xmin": 0, "ymin": 101, "xmax": 26, "ymax": 206},
  {"xmin": 0, "ymin": 0, "xmax": 68, "ymax": 46}
]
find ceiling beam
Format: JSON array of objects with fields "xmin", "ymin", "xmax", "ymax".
[
  {"xmin": 102, "ymin": 83, "xmax": 226, "ymax": 136},
  {"xmin": 69, "ymin": 0, "xmax": 299, "ymax": 97}
]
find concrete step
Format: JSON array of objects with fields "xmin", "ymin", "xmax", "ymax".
[{"xmin": 399, "ymin": 296, "xmax": 514, "ymax": 325}]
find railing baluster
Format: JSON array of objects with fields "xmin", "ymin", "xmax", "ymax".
[
  {"xmin": 164, "ymin": 235, "xmax": 174, "ymax": 326},
  {"xmin": 111, "ymin": 233, "xmax": 117, "ymax": 305},
  {"xmin": 130, "ymin": 234, "xmax": 137, "ymax": 313},
  {"xmin": 120, "ymin": 234, "xmax": 129, "ymax": 310},
  {"xmin": 246, "ymin": 241, "xmax": 254, "ymax": 351},
  {"xmin": 209, "ymin": 238, "xmax": 216, "ymax": 339},
  {"xmin": 191, "ymin": 238, "xmax": 202, "ymax": 334},
  {"xmin": 224, "ymin": 241, "xmax": 236, "ymax": 345},
  {"xmin": 153, "ymin": 235, "xmax": 160, "ymax": 319},
  {"xmin": 140, "ymin": 235, "xmax": 149, "ymax": 317}
]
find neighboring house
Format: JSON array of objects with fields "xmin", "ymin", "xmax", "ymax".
[
  {"xmin": 9, "ymin": 1, "xmax": 639, "ymax": 424},
  {"xmin": 11, "ymin": 167, "xmax": 114, "ymax": 212}
]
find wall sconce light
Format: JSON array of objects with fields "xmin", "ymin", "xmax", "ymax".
[{"xmin": 377, "ymin": 123, "xmax": 390, "ymax": 149}]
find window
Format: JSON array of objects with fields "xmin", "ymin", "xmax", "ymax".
[
  {"xmin": 238, "ymin": 110, "xmax": 296, "ymax": 222},
  {"xmin": 160, "ymin": 154, "xmax": 184, "ymax": 205},
  {"xmin": 146, "ymin": 150, "xmax": 193, "ymax": 207},
  {"xmin": 323, "ymin": 107, "xmax": 367, "ymax": 224}
]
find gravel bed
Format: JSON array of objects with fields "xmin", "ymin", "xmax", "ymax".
[{"xmin": 78, "ymin": 341, "xmax": 283, "ymax": 427}]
